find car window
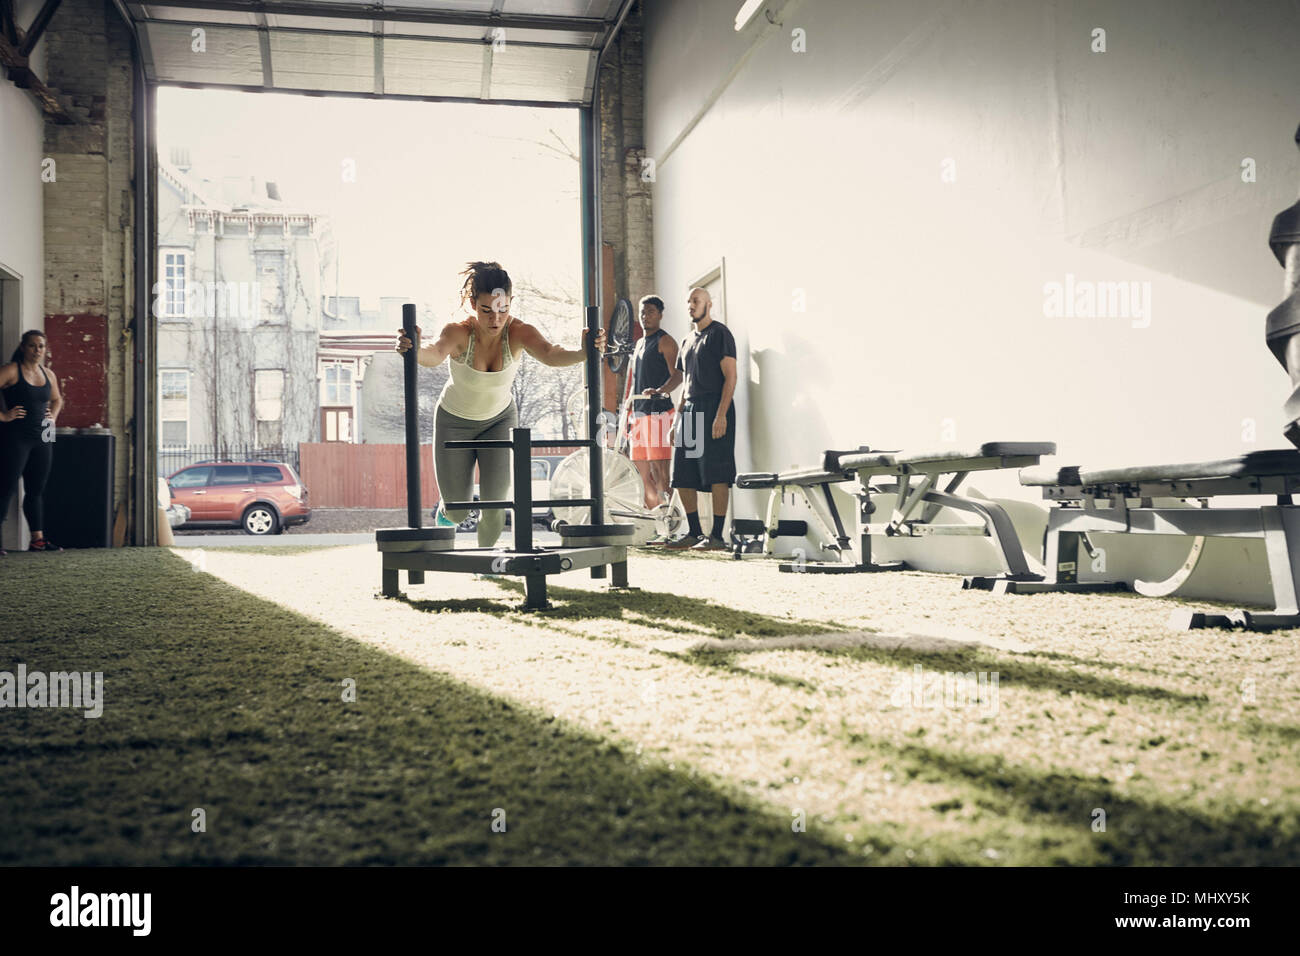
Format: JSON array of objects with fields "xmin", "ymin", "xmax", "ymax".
[
  {"xmin": 210, "ymin": 465, "xmax": 250, "ymax": 486},
  {"xmin": 170, "ymin": 467, "xmax": 212, "ymax": 488},
  {"xmin": 250, "ymin": 465, "xmax": 283, "ymax": 484},
  {"xmin": 531, "ymin": 460, "xmax": 550, "ymax": 480}
]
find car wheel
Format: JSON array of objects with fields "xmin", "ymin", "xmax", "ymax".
[{"xmin": 242, "ymin": 505, "xmax": 279, "ymax": 536}]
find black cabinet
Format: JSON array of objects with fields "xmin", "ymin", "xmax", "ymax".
[{"xmin": 44, "ymin": 432, "xmax": 115, "ymax": 548}]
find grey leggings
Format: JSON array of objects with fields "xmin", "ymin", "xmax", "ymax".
[{"xmin": 435, "ymin": 401, "xmax": 518, "ymax": 547}]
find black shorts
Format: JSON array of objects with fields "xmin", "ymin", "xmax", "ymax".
[{"xmin": 670, "ymin": 394, "xmax": 736, "ymax": 490}]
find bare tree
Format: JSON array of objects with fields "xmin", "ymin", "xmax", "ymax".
[{"xmin": 511, "ymin": 276, "xmax": 586, "ymax": 438}]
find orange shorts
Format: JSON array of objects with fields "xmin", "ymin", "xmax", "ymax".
[{"xmin": 628, "ymin": 409, "xmax": 675, "ymax": 461}]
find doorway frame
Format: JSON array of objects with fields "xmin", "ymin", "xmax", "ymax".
[
  {"xmin": 688, "ymin": 257, "xmax": 728, "ymax": 326},
  {"xmin": 0, "ymin": 261, "xmax": 29, "ymax": 550}
]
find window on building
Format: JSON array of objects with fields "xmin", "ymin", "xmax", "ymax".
[
  {"xmin": 255, "ymin": 250, "xmax": 286, "ymax": 320},
  {"xmin": 321, "ymin": 408, "xmax": 352, "ymax": 442},
  {"xmin": 159, "ymin": 369, "xmax": 189, "ymax": 446},
  {"xmin": 320, "ymin": 359, "xmax": 356, "ymax": 443},
  {"xmin": 255, "ymin": 369, "xmax": 285, "ymax": 446},
  {"xmin": 321, "ymin": 362, "xmax": 353, "ymax": 406},
  {"xmin": 319, "ymin": 408, "xmax": 351, "ymax": 444},
  {"xmin": 160, "ymin": 251, "xmax": 189, "ymax": 319}
]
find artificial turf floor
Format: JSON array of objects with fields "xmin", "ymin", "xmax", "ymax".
[
  {"xmin": 0, "ymin": 548, "xmax": 848, "ymax": 865},
  {"xmin": 2, "ymin": 545, "xmax": 1298, "ymax": 866}
]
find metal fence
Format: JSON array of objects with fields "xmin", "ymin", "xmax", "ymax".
[{"xmin": 158, "ymin": 443, "xmax": 301, "ymax": 478}]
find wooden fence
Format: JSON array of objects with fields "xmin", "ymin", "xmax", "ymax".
[
  {"xmin": 300, "ymin": 443, "xmax": 439, "ymax": 508},
  {"xmin": 298, "ymin": 441, "xmax": 580, "ymax": 508}
]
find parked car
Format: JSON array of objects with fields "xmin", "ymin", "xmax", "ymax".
[
  {"xmin": 157, "ymin": 477, "xmax": 191, "ymax": 529},
  {"xmin": 167, "ymin": 459, "xmax": 311, "ymax": 535}
]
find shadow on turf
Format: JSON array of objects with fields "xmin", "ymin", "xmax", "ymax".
[
  {"xmin": 402, "ymin": 577, "xmax": 1221, "ymax": 706},
  {"xmin": 391, "ymin": 579, "xmax": 841, "ymax": 693},
  {"xmin": 400, "ymin": 577, "xmax": 846, "ymax": 641},
  {"xmin": 843, "ymin": 736, "xmax": 1300, "ymax": 865},
  {"xmin": 0, "ymin": 548, "xmax": 865, "ymax": 866}
]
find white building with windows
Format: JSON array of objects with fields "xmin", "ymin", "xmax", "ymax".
[
  {"xmin": 156, "ymin": 148, "xmax": 327, "ymax": 455},
  {"xmin": 316, "ymin": 297, "xmax": 431, "ymax": 444}
]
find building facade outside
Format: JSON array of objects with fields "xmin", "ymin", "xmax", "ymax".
[{"xmin": 155, "ymin": 149, "xmax": 326, "ymax": 469}]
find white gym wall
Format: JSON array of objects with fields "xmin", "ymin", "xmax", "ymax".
[
  {"xmin": 0, "ymin": 0, "xmax": 49, "ymax": 551},
  {"xmin": 642, "ymin": 0, "xmax": 1300, "ymax": 512}
]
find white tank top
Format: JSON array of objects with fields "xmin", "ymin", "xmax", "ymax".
[{"xmin": 437, "ymin": 320, "xmax": 521, "ymax": 420}]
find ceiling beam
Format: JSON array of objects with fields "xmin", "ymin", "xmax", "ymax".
[
  {"xmin": 19, "ymin": 0, "xmax": 61, "ymax": 57},
  {"xmin": 129, "ymin": 0, "xmax": 608, "ymax": 34},
  {"xmin": 126, "ymin": 16, "xmax": 588, "ymax": 51},
  {"xmin": 0, "ymin": 0, "xmax": 16, "ymax": 46},
  {"xmin": 0, "ymin": 32, "xmax": 72, "ymax": 121},
  {"xmin": 157, "ymin": 77, "xmax": 580, "ymax": 109}
]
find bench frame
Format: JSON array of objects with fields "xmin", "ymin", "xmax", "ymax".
[
  {"xmin": 739, "ymin": 446, "xmax": 1052, "ymax": 578},
  {"xmin": 966, "ymin": 470, "xmax": 1300, "ymax": 630}
]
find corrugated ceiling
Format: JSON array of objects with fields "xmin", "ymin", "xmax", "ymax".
[{"xmin": 123, "ymin": 0, "xmax": 631, "ymax": 106}]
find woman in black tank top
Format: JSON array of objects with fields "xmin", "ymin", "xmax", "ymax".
[{"xmin": 0, "ymin": 330, "xmax": 65, "ymax": 554}]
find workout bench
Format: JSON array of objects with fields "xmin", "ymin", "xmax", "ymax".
[
  {"xmin": 964, "ymin": 449, "xmax": 1300, "ymax": 630},
  {"xmin": 736, "ymin": 442, "xmax": 1056, "ymax": 576}
]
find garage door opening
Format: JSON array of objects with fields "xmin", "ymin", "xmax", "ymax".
[{"xmin": 155, "ymin": 87, "xmax": 589, "ymax": 532}]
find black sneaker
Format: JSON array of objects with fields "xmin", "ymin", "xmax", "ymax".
[
  {"xmin": 661, "ymin": 534, "xmax": 706, "ymax": 550},
  {"xmin": 29, "ymin": 538, "xmax": 63, "ymax": 552}
]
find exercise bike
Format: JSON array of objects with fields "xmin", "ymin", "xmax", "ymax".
[{"xmin": 549, "ymin": 299, "xmax": 687, "ymax": 543}]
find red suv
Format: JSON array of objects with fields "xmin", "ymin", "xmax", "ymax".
[{"xmin": 167, "ymin": 460, "xmax": 311, "ymax": 535}]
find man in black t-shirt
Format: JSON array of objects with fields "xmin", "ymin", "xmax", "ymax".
[{"xmin": 645, "ymin": 287, "xmax": 737, "ymax": 551}]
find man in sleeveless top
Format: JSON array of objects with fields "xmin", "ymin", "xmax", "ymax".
[
  {"xmin": 653, "ymin": 288, "xmax": 738, "ymax": 551},
  {"xmin": 0, "ymin": 330, "xmax": 65, "ymax": 555},
  {"xmin": 622, "ymin": 295, "xmax": 678, "ymax": 510},
  {"xmin": 396, "ymin": 261, "xmax": 604, "ymax": 549}
]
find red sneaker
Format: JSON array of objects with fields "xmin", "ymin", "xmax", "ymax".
[{"xmin": 29, "ymin": 538, "xmax": 63, "ymax": 552}]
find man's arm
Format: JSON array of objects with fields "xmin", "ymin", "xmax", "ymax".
[
  {"xmin": 714, "ymin": 356, "xmax": 737, "ymax": 438},
  {"xmin": 654, "ymin": 369, "xmax": 684, "ymax": 399},
  {"xmin": 655, "ymin": 336, "xmax": 681, "ymax": 396},
  {"xmin": 656, "ymin": 336, "xmax": 685, "ymax": 404}
]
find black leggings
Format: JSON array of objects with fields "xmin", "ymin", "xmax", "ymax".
[{"xmin": 0, "ymin": 434, "xmax": 54, "ymax": 533}]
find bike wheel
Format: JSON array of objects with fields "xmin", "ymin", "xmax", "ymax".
[
  {"xmin": 550, "ymin": 448, "xmax": 646, "ymax": 526},
  {"xmin": 651, "ymin": 498, "xmax": 687, "ymax": 538}
]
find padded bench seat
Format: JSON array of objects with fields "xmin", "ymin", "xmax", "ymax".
[
  {"xmin": 1022, "ymin": 450, "xmax": 1300, "ymax": 491},
  {"xmin": 985, "ymin": 448, "xmax": 1300, "ymax": 630},
  {"xmin": 833, "ymin": 442, "xmax": 1056, "ymax": 474},
  {"xmin": 737, "ymin": 466, "xmax": 852, "ymax": 489},
  {"xmin": 735, "ymin": 440, "xmax": 1055, "ymax": 578},
  {"xmin": 1021, "ymin": 465, "xmax": 1081, "ymax": 487}
]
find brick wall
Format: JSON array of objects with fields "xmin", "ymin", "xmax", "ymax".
[
  {"xmin": 599, "ymin": 1, "xmax": 653, "ymax": 410},
  {"xmin": 42, "ymin": 0, "xmax": 136, "ymax": 535}
]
